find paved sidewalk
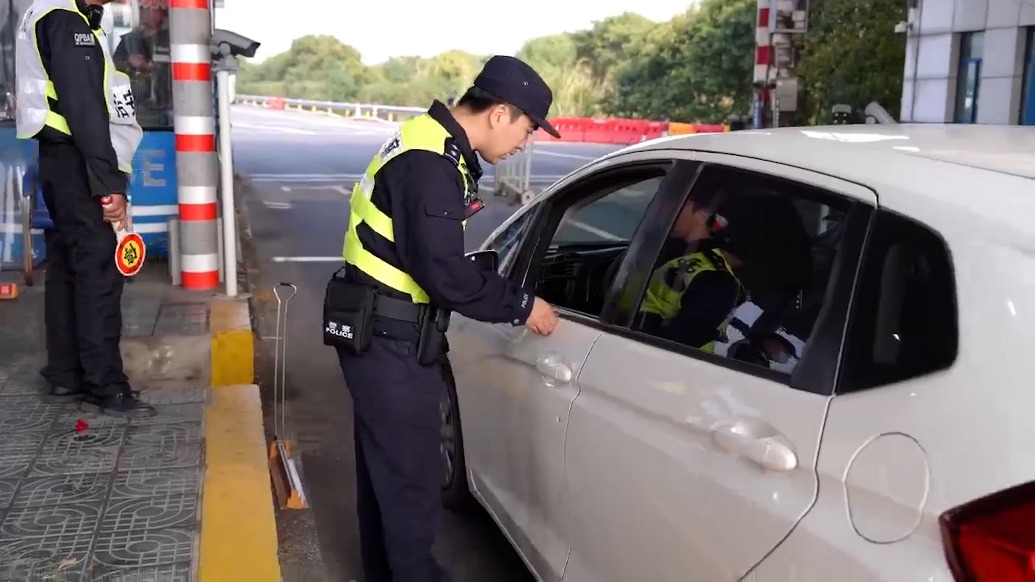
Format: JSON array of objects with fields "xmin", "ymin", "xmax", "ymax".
[{"xmin": 0, "ymin": 263, "xmax": 279, "ymax": 581}]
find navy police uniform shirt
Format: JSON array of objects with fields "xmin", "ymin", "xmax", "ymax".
[
  {"xmin": 348, "ymin": 100, "xmax": 535, "ymax": 331},
  {"xmin": 34, "ymin": 0, "xmax": 128, "ymax": 198}
]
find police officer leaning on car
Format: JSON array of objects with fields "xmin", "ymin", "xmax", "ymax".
[
  {"xmin": 324, "ymin": 55, "xmax": 560, "ymax": 581},
  {"xmin": 16, "ymin": 0, "xmax": 155, "ymax": 418}
]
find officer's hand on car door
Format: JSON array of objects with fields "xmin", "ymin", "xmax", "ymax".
[
  {"xmin": 526, "ymin": 297, "xmax": 559, "ymax": 336},
  {"xmin": 102, "ymin": 193, "xmax": 128, "ymax": 230}
]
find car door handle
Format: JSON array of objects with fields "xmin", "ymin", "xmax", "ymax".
[
  {"xmin": 711, "ymin": 420, "xmax": 798, "ymax": 472},
  {"xmin": 535, "ymin": 353, "xmax": 573, "ymax": 384}
]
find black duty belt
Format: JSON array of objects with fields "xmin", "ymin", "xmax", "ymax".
[{"xmin": 372, "ymin": 293, "xmax": 424, "ymax": 323}]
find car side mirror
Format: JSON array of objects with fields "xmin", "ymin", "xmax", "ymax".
[{"xmin": 467, "ymin": 249, "xmax": 499, "ymax": 272}]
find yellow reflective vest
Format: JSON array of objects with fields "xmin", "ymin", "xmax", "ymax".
[
  {"xmin": 15, "ymin": 0, "xmax": 143, "ymax": 173},
  {"xmin": 343, "ymin": 113, "xmax": 475, "ymax": 304},
  {"xmin": 638, "ymin": 247, "xmax": 743, "ymax": 352}
]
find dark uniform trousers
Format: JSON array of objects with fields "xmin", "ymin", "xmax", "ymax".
[
  {"xmin": 336, "ymin": 336, "xmax": 449, "ymax": 582},
  {"xmin": 39, "ymin": 141, "xmax": 128, "ymax": 395}
]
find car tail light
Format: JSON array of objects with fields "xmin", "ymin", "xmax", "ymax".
[{"xmin": 940, "ymin": 481, "xmax": 1035, "ymax": 581}]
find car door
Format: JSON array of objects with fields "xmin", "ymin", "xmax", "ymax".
[
  {"xmin": 448, "ymin": 155, "xmax": 696, "ymax": 580},
  {"xmin": 561, "ymin": 153, "xmax": 877, "ymax": 581}
]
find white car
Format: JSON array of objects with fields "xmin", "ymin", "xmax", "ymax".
[{"xmin": 440, "ymin": 123, "xmax": 1035, "ymax": 581}]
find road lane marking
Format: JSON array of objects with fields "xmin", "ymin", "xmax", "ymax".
[
  {"xmin": 262, "ymin": 201, "xmax": 293, "ymax": 210},
  {"xmin": 569, "ymin": 220, "xmax": 623, "ymax": 241},
  {"xmin": 246, "ymin": 173, "xmax": 569, "ymax": 186},
  {"xmin": 307, "ymin": 185, "xmax": 352, "ymax": 196},
  {"xmin": 271, "ymin": 256, "xmax": 344, "ymax": 263},
  {"xmin": 534, "ymin": 150, "xmax": 598, "ymax": 161}
]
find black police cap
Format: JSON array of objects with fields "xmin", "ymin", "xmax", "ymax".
[{"xmin": 472, "ymin": 55, "xmax": 561, "ymax": 139}]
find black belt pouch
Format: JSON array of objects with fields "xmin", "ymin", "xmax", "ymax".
[
  {"xmin": 416, "ymin": 306, "xmax": 452, "ymax": 366},
  {"xmin": 323, "ymin": 270, "xmax": 376, "ymax": 354}
]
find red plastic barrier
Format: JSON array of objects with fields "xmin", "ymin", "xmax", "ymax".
[
  {"xmin": 692, "ymin": 123, "xmax": 725, "ymax": 133},
  {"xmin": 644, "ymin": 121, "xmax": 668, "ymax": 141},
  {"xmin": 268, "ymin": 97, "xmax": 286, "ymax": 110},
  {"xmin": 535, "ymin": 117, "xmax": 726, "ymax": 144}
]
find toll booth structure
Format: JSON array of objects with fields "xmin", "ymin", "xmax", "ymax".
[{"xmin": 0, "ymin": 0, "xmax": 225, "ymax": 287}]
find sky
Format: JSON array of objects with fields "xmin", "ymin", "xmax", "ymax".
[{"xmin": 213, "ymin": 0, "xmax": 697, "ymax": 65}]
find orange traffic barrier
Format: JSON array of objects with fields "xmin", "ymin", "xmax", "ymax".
[{"xmin": 668, "ymin": 122, "xmax": 696, "ymax": 135}]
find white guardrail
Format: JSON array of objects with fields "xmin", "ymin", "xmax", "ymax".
[{"xmin": 234, "ymin": 94, "xmax": 538, "ymax": 205}]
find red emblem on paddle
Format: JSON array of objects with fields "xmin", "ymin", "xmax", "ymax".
[{"xmin": 100, "ymin": 195, "xmax": 146, "ymax": 277}]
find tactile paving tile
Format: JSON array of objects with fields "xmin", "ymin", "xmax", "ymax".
[
  {"xmin": 29, "ymin": 425, "xmax": 125, "ymax": 477},
  {"xmin": 9, "ymin": 473, "xmax": 111, "ymax": 508},
  {"xmin": 137, "ymin": 383, "xmax": 208, "ymax": 406},
  {"xmin": 89, "ymin": 527, "xmax": 194, "ymax": 571},
  {"xmin": 0, "ymin": 377, "xmax": 41, "ymax": 396},
  {"xmin": 0, "ymin": 396, "xmax": 75, "ymax": 433},
  {"xmin": 0, "ymin": 452, "xmax": 33, "ymax": 480},
  {"xmin": 117, "ymin": 442, "xmax": 202, "ymax": 473},
  {"xmin": 100, "ymin": 493, "xmax": 198, "ymax": 535},
  {"xmin": 125, "ymin": 403, "xmax": 205, "ymax": 427},
  {"xmin": 124, "ymin": 423, "xmax": 202, "ymax": 449},
  {"xmin": 0, "ymin": 532, "xmax": 93, "ymax": 581},
  {"xmin": 0, "ymin": 479, "xmax": 16, "ymax": 509},
  {"xmin": 0, "ymin": 431, "xmax": 45, "ymax": 479},
  {"xmin": 154, "ymin": 303, "xmax": 210, "ymax": 337},
  {"xmin": 87, "ymin": 559, "xmax": 192, "ymax": 582},
  {"xmin": 0, "ymin": 502, "xmax": 102, "ymax": 539},
  {"xmin": 111, "ymin": 468, "xmax": 202, "ymax": 500},
  {"xmin": 54, "ymin": 403, "xmax": 131, "ymax": 426}
]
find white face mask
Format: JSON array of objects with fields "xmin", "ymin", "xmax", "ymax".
[{"xmin": 100, "ymin": 7, "xmax": 115, "ymax": 38}]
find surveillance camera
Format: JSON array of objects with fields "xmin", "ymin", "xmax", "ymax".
[
  {"xmin": 211, "ymin": 29, "xmax": 260, "ymax": 59},
  {"xmin": 894, "ymin": 21, "xmax": 909, "ymax": 33}
]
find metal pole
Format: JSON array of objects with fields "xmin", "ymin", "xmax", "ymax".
[
  {"xmin": 216, "ymin": 70, "xmax": 237, "ymax": 295},
  {"xmin": 216, "ymin": 216, "xmax": 225, "ymax": 284},
  {"xmin": 168, "ymin": 217, "xmax": 182, "ymax": 286},
  {"xmin": 171, "ymin": 0, "xmax": 220, "ymax": 290}
]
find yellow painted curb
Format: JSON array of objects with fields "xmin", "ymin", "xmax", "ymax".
[
  {"xmin": 210, "ymin": 299, "xmax": 254, "ymax": 387},
  {"xmin": 198, "ymin": 384, "xmax": 281, "ymax": 582}
]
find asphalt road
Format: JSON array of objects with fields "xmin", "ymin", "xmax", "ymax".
[{"xmin": 232, "ymin": 105, "xmax": 621, "ymax": 581}]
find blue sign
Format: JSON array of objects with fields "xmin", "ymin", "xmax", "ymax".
[
  {"xmin": 0, "ymin": 127, "xmax": 42, "ymax": 270},
  {"xmin": 127, "ymin": 130, "xmax": 178, "ymax": 259},
  {"xmin": 0, "ymin": 128, "xmax": 179, "ymax": 269}
]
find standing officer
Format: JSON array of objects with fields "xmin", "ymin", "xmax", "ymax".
[
  {"xmin": 16, "ymin": 0, "xmax": 156, "ymax": 418},
  {"xmin": 325, "ymin": 55, "xmax": 560, "ymax": 581}
]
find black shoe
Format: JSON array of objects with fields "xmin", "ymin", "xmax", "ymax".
[
  {"xmin": 80, "ymin": 391, "xmax": 157, "ymax": 418},
  {"xmin": 42, "ymin": 382, "xmax": 87, "ymax": 403}
]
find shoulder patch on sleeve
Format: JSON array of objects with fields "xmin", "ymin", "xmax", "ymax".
[
  {"xmin": 379, "ymin": 135, "xmax": 402, "ymax": 158},
  {"xmin": 443, "ymin": 138, "xmax": 462, "ymax": 167}
]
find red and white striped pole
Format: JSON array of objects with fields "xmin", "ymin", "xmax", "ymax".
[
  {"xmin": 754, "ymin": 0, "xmax": 772, "ymax": 128},
  {"xmin": 170, "ymin": 0, "xmax": 220, "ymax": 289}
]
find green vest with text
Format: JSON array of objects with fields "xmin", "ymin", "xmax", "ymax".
[
  {"xmin": 638, "ymin": 248, "xmax": 742, "ymax": 353},
  {"xmin": 342, "ymin": 114, "xmax": 474, "ymax": 304}
]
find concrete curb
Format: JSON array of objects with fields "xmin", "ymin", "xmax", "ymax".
[{"xmin": 196, "ymin": 196, "xmax": 281, "ymax": 579}]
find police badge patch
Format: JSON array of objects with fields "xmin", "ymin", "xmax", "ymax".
[{"xmin": 379, "ymin": 135, "xmax": 401, "ymax": 158}]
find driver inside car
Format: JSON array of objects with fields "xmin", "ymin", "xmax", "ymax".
[{"xmin": 635, "ymin": 190, "xmax": 748, "ymax": 352}]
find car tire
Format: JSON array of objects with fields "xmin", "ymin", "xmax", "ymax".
[{"xmin": 440, "ymin": 361, "xmax": 473, "ymax": 512}]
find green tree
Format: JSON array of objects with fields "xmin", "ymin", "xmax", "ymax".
[
  {"xmin": 236, "ymin": 35, "xmax": 366, "ymax": 101},
  {"xmin": 796, "ymin": 0, "xmax": 907, "ymax": 124},
  {"xmin": 609, "ymin": 0, "xmax": 756, "ymax": 123}
]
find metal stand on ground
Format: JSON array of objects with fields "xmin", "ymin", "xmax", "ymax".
[{"xmin": 268, "ymin": 282, "xmax": 309, "ymax": 510}]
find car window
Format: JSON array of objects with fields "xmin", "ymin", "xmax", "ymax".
[
  {"xmin": 837, "ymin": 209, "xmax": 957, "ymax": 392},
  {"xmin": 532, "ymin": 172, "xmax": 667, "ymax": 319},
  {"xmin": 628, "ymin": 164, "xmax": 851, "ymax": 376},
  {"xmin": 485, "ymin": 209, "xmax": 535, "ymax": 274},
  {"xmin": 552, "ymin": 177, "xmax": 663, "ymax": 245}
]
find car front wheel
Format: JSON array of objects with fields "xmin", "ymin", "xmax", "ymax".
[{"xmin": 440, "ymin": 362, "xmax": 472, "ymax": 511}]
